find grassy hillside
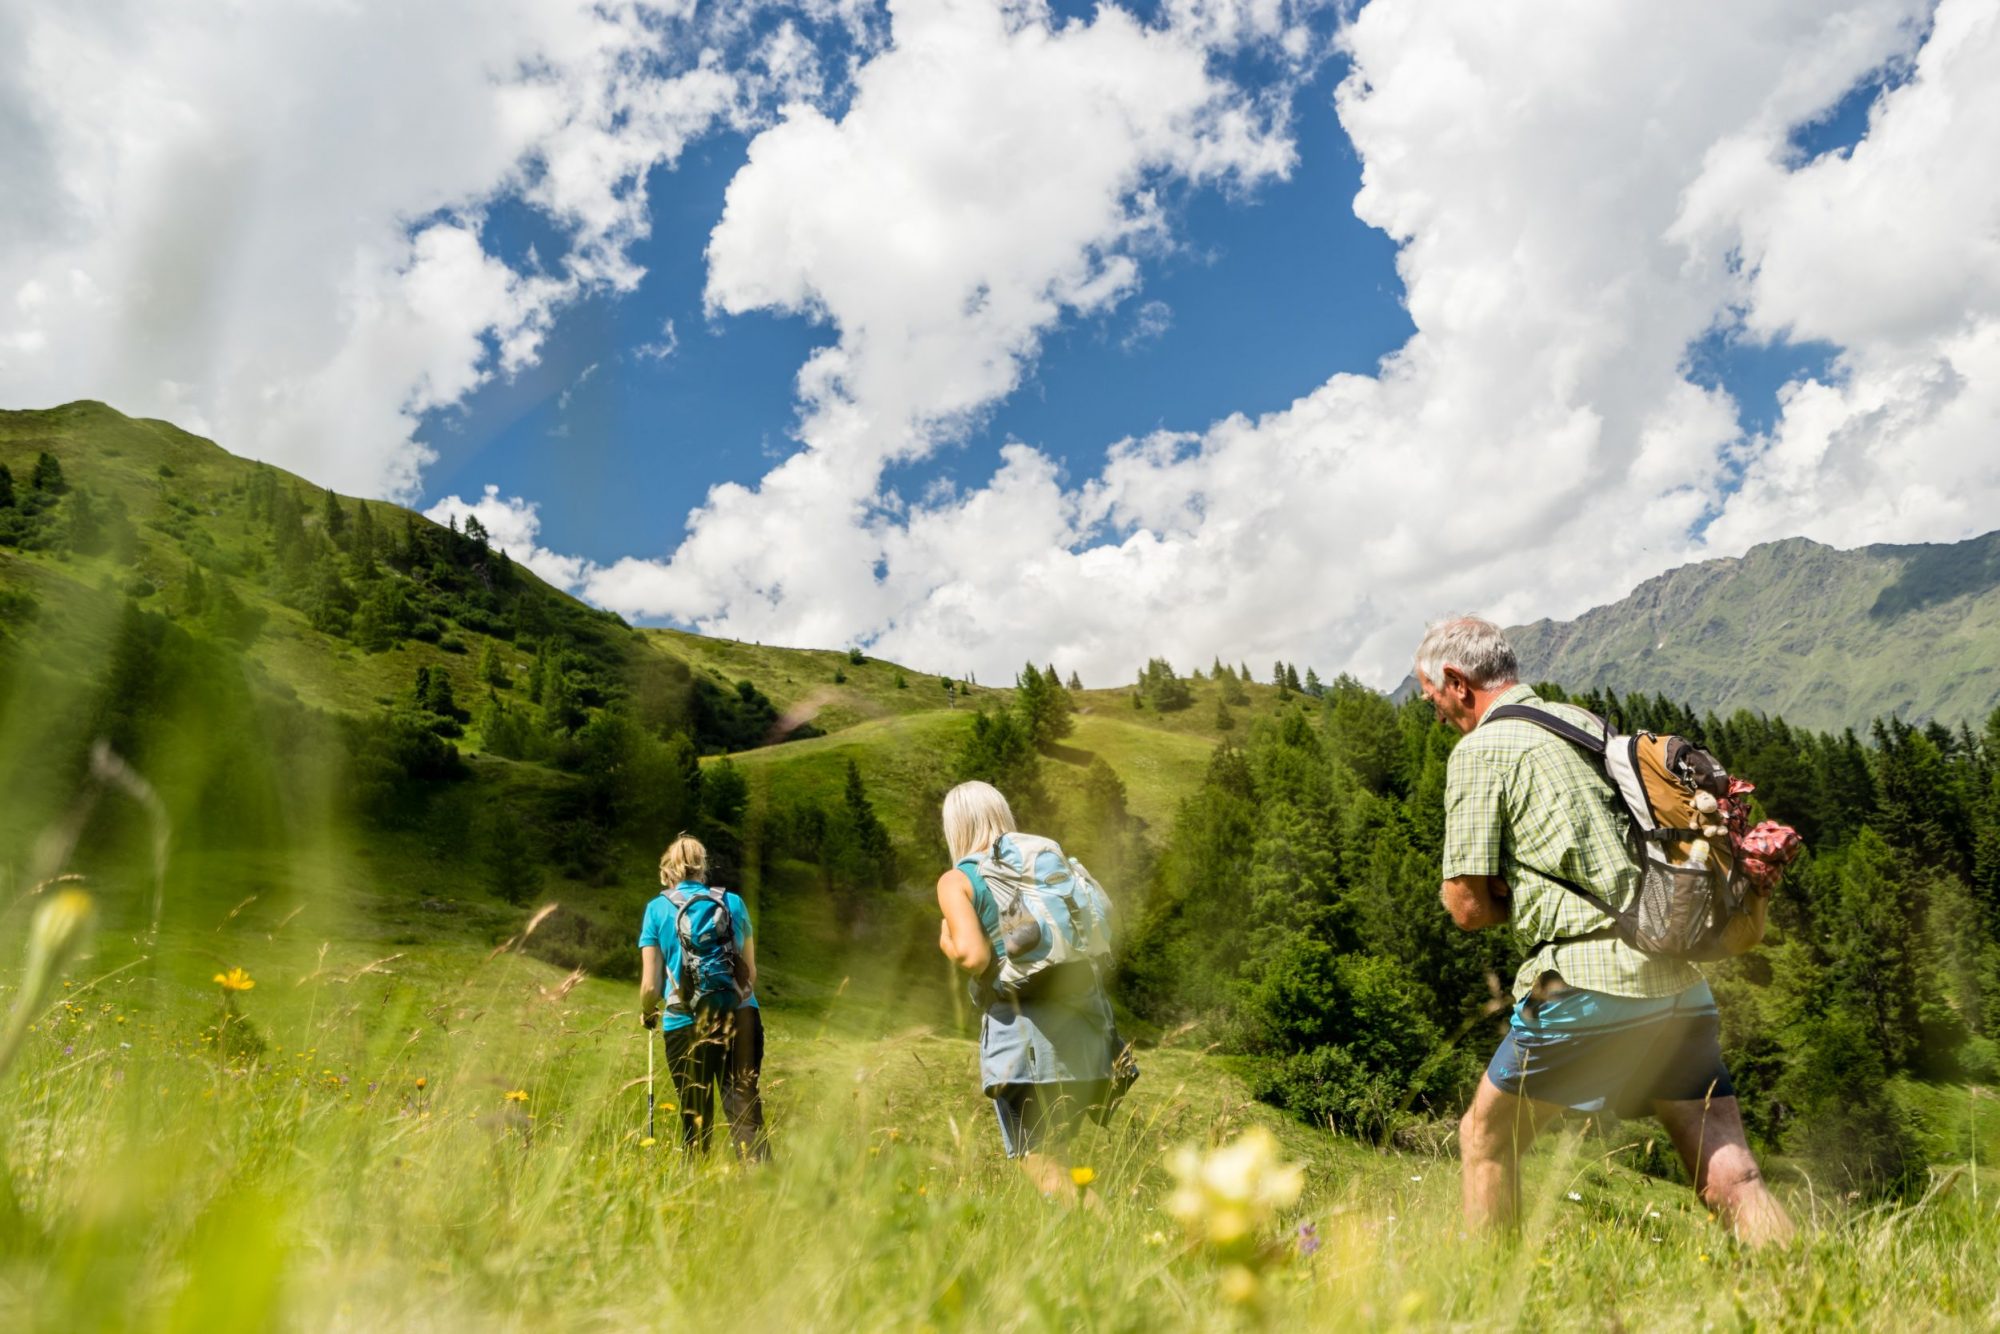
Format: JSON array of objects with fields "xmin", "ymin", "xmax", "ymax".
[
  {"xmin": 9, "ymin": 403, "xmax": 2000, "ymax": 1326},
  {"xmin": 1507, "ymin": 532, "xmax": 2000, "ymax": 731}
]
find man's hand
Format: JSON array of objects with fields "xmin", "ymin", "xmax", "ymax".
[
  {"xmin": 1441, "ymin": 875, "xmax": 1511, "ymax": 931},
  {"xmin": 639, "ymin": 985, "xmax": 662, "ymax": 1030}
]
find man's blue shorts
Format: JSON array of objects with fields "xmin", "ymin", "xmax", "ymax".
[{"xmin": 1485, "ymin": 979, "xmax": 1735, "ymax": 1119}]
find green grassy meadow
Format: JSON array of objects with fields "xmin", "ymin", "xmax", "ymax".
[
  {"xmin": 10, "ymin": 848, "xmax": 2000, "ymax": 1332},
  {"xmin": 8, "ymin": 404, "xmax": 2000, "ymax": 1329}
]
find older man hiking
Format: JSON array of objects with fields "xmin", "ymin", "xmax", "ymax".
[{"xmin": 1415, "ymin": 616, "xmax": 1792, "ymax": 1247}]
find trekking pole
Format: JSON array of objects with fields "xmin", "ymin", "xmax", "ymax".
[{"xmin": 646, "ymin": 1023, "xmax": 656, "ymax": 1142}]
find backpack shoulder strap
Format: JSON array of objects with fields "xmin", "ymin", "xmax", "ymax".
[{"xmin": 1484, "ymin": 703, "xmax": 1608, "ymax": 755}]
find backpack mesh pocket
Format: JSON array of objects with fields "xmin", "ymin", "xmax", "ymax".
[{"xmin": 1628, "ymin": 859, "xmax": 1731, "ymax": 960}]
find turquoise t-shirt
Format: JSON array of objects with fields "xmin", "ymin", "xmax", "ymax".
[
  {"xmin": 637, "ymin": 881, "xmax": 758, "ymax": 1033},
  {"xmin": 957, "ymin": 860, "xmax": 1004, "ymax": 954}
]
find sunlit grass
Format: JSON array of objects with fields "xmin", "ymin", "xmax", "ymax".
[{"xmin": 6, "ymin": 886, "xmax": 2000, "ymax": 1331}]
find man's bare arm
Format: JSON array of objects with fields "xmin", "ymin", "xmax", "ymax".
[{"xmin": 1441, "ymin": 875, "xmax": 1510, "ymax": 931}]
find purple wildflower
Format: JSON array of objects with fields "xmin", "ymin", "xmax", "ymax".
[{"xmin": 1296, "ymin": 1222, "xmax": 1321, "ymax": 1257}]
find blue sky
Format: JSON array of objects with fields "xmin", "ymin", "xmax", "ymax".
[
  {"xmin": 417, "ymin": 34, "xmax": 1414, "ymax": 570},
  {"xmin": 10, "ymin": 0, "xmax": 1989, "ymax": 684}
]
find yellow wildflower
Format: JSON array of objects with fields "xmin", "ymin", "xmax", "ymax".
[
  {"xmin": 504, "ymin": 1089, "xmax": 529, "ymax": 1103},
  {"xmin": 640, "ymin": 1136, "xmax": 657, "ymax": 1148},
  {"xmin": 414, "ymin": 1077, "xmax": 428, "ymax": 1089},
  {"xmin": 213, "ymin": 967, "xmax": 256, "ymax": 993},
  {"xmin": 1070, "ymin": 1166, "xmax": 1096, "ymax": 1188}
]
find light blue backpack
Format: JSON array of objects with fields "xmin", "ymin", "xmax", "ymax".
[{"xmin": 958, "ymin": 832, "xmax": 1115, "ymax": 998}]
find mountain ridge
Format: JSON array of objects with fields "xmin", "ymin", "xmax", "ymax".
[{"xmin": 1504, "ymin": 528, "xmax": 2000, "ymax": 731}]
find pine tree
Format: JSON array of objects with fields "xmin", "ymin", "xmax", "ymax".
[
  {"xmin": 1240, "ymin": 661, "xmax": 1253, "ymax": 683},
  {"xmin": 1215, "ymin": 697, "xmax": 1234, "ymax": 731},
  {"xmin": 0, "ymin": 464, "xmax": 13, "ymax": 509},
  {"xmin": 1139, "ymin": 658, "xmax": 1193, "ymax": 712},
  {"xmin": 322, "ymin": 488, "xmax": 347, "ymax": 544},
  {"xmin": 525, "ymin": 643, "xmax": 548, "ymax": 704},
  {"xmin": 840, "ymin": 759, "xmax": 897, "ymax": 888},
  {"xmin": 1212, "ymin": 656, "xmax": 1226, "ymax": 680},
  {"xmin": 1068, "ymin": 670, "xmax": 1082, "ymax": 691},
  {"xmin": 31, "ymin": 452, "xmax": 64, "ymax": 494},
  {"xmin": 542, "ymin": 669, "xmax": 583, "ymax": 735},
  {"xmin": 479, "ymin": 640, "xmax": 509, "ymax": 689},
  {"xmin": 894, "ymin": 670, "xmax": 908, "ymax": 689},
  {"xmin": 1304, "ymin": 667, "xmax": 1323, "ymax": 697},
  {"xmin": 412, "ymin": 665, "xmax": 434, "ymax": 708},
  {"xmin": 484, "ymin": 809, "xmax": 539, "ymax": 905},
  {"xmin": 352, "ymin": 501, "xmax": 377, "ymax": 566},
  {"xmin": 1016, "ymin": 662, "xmax": 1075, "ymax": 751}
]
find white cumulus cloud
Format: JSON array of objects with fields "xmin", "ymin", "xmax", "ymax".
[
  {"xmin": 587, "ymin": 0, "xmax": 1993, "ymax": 688},
  {"xmin": 0, "ymin": 0, "xmax": 804, "ymax": 500},
  {"xmin": 580, "ymin": 0, "xmax": 1319, "ymax": 645}
]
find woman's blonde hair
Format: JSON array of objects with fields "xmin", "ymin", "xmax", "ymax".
[
  {"xmin": 659, "ymin": 833, "xmax": 708, "ymax": 886},
  {"xmin": 942, "ymin": 781, "xmax": 1017, "ymax": 864}
]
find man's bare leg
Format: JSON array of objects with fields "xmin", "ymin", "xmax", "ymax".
[
  {"xmin": 1651, "ymin": 1094, "xmax": 1794, "ymax": 1248},
  {"xmin": 1459, "ymin": 1076, "xmax": 1565, "ymax": 1232}
]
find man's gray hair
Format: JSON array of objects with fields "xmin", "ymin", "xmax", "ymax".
[{"xmin": 1414, "ymin": 617, "xmax": 1520, "ymax": 690}]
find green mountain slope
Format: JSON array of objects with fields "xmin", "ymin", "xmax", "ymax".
[
  {"xmin": 1506, "ymin": 531, "xmax": 2000, "ymax": 730},
  {"xmin": 0, "ymin": 401, "xmax": 1282, "ymax": 937}
]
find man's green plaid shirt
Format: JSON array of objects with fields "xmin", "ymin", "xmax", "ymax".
[{"xmin": 1442, "ymin": 684, "xmax": 1701, "ymax": 1002}]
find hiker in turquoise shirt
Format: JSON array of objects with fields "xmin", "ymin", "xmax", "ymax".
[{"xmin": 638, "ymin": 834, "xmax": 768, "ymax": 1159}]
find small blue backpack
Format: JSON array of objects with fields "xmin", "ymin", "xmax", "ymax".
[{"xmin": 662, "ymin": 886, "xmax": 745, "ymax": 1018}]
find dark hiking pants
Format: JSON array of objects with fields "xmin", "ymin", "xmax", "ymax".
[{"xmin": 661, "ymin": 1006, "xmax": 769, "ymax": 1160}]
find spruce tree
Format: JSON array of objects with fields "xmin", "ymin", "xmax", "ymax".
[
  {"xmin": 322, "ymin": 489, "xmax": 347, "ymax": 544},
  {"xmin": 1068, "ymin": 670, "xmax": 1082, "ymax": 691},
  {"xmin": 1240, "ymin": 661, "xmax": 1253, "ymax": 683},
  {"xmin": 31, "ymin": 451, "xmax": 64, "ymax": 494},
  {"xmin": 525, "ymin": 643, "xmax": 548, "ymax": 704},
  {"xmin": 1016, "ymin": 662, "xmax": 1075, "ymax": 751},
  {"xmin": 352, "ymin": 502, "xmax": 377, "ymax": 565},
  {"xmin": 894, "ymin": 670, "xmax": 908, "ymax": 689},
  {"xmin": 542, "ymin": 669, "xmax": 583, "ymax": 735},
  {"xmin": 479, "ymin": 640, "xmax": 509, "ymax": 689},
  {"xmin": 0, "ymin": 464, "xmax": 13, "ymax": 509},
  {"xmin": 1304, "ymin": 667, "xmax": 1323, "ymax": 697}
]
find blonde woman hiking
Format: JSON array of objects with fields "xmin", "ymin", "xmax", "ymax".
[
  {"xmin": 936, "ymin": 780, "xmax": 1132, "ymax": 1200},
  {"xmin": 638, "ymin": 834, "xmax": 769, "ymax": 1160}
]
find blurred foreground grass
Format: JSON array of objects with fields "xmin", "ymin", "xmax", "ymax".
[{"xmin": 7, "ymin": 884, "xmax": 2000, "ymax": 1333}]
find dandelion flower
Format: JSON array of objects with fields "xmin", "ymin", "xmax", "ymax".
[
  {"xmin": 1071, "ymin": 1166, "xmax": 1096, "ymax": 1188},
  {"xmin": 504, "ymin": 1089, "xmax": 529, "ymax": 1103},
  {"xmin": 414, "ymin": 1077, "xmax": 428, "ymax": 1089},
  {"xmin": 213, "ymin": 967, "xmax": 256, "ymax": 993}
]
